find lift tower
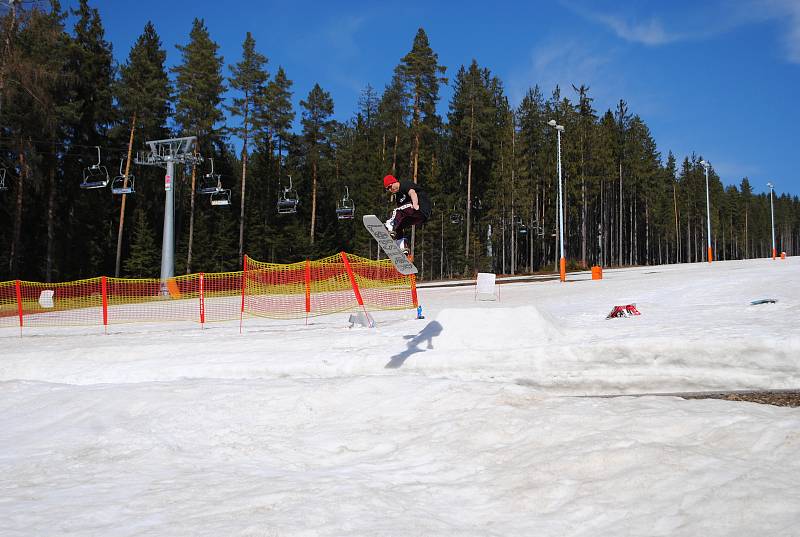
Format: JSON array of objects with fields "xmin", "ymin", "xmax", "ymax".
[{"xmin": 135, "ymin": 137, "xmax": 202, "ymax": 284}]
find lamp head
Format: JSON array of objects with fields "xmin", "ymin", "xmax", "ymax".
[
  {"xmin": 548, "ymin": 119, "xmax": 557, "ymax": 127},
  {"xmin": 699, "ymin": 159, "xmax": 708, "ymax": 167},
  {"xmin": 767, "ymin": 182, "xmax": 773, "ymax": 189}
]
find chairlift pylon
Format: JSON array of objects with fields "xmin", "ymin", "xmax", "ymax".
[
  {"xmin": 80, "ymin": 146, "xmax": 109, "ymax": 189},
  {"xmin": 111, "ymin": 158, "xmax": 135, "ymax": 195},
  {"xmin": 277, "ymin": 175, "xmax": 299, "ymax": 214},
  {"xmin": 336, "ymin": 185, "xmax": 355, "ymax": 220}
]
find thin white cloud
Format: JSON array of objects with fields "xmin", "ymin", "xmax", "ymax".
[
  {"xmin": 323, "ymin": 14, "xmax": 367, "ymax": 60},
  {"xmin": 561, "ymin": 0, "xmax": 708, "ymax": 45},
  {"xmin": 506, "ymin": 37, "xmax": 620, "ymax": 110},
  {"xmin": 322, "ymin": 14, "xmax": 369, "ymax": 94},
  {"xmin": 582, "ymin": 12, "xmax": 685, "ymax": 45},
  {"xmin": 756, "ymin": 0, "xmax": 800, "ymax": 62},
  {"xmin": 708, "ymin": 159, "xmax": 763, "ymax": 183},
  {"xmin": 564, "ymin": 0, "xmax": 800, "ymax": 63}
]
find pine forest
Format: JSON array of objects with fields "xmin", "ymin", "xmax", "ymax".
[{"xmin": 1, "ymin": 2, "xmax": 798, "ymax": 283}]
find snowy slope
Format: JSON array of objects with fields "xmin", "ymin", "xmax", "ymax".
[{"xmin": 1, "ymin": 257, "xmax": 799, "ymax": 536}]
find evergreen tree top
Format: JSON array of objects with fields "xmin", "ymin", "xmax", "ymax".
[
  {"xmin": 262, "ymin": 65, "xmax": 294, "ymax": 140},
  {"xmin": 117, "ymin": 21, "xmax": 170, "ymax": 129},
  {"xmin": 396, "ymin": 27, "xmax": 447, "ymax": 120},
  {"xmin": 172, "ymin": 17, "xmax": 226, "ymax": 140},
  {"xmin": 227, "ymin": 31, "xmax": 269, "ymax": 150}
]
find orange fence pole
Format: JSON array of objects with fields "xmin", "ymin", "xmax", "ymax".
[
  {"xmin": 199, "ymin": 272, "xmax": 205, "ymax": 326},
  {"xmin": 409, "ymin": 255, "xmax": 418, "ymax": 308},
  {"xmin": 340, "ymin": 252, "xmax": 364, "ymax": 307},
  {"xmin": 101, "ymin": 276, "xmax": 108, "ymax": 329},
  {"xmin": 305, "ymin": 260, "xmax": 311, "ymax": 320},
  {"xmin": 239, "ymin": 256, "xmax": 248, "ymax": 333},
  {"xmin": 15, "ymin": 279, "xmax": 23, "ymax": 329}
]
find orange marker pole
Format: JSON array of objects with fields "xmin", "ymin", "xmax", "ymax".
[
  {"xmin": 239, "ymin": 256, "xmax": 248, "ymax": 334},
  {"xmin": 15, "ymin": 279, "xmax": 23, "ymax": 331},
  {"xmin": 101, "ymin": 276, "xmax": 108, "ymax": 332},
  {"xmin": 199, "ymin": 272, "xmax": 205, "ymax": 327},
  {"xmin": 305, "ymin": 260, "xmax": 311, "ymax": 325}
]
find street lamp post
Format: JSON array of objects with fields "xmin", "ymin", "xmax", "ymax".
[
  {"xmin": 699, "ymin": 159, "xmax": 713, "ymax": 263},
  {"xmin": 767, "ymin": 182, "xmax": 776, "ymax": 259},
  {"xmin": 548, "ymin": 119, "xmax": 566, "ymax": 282}
]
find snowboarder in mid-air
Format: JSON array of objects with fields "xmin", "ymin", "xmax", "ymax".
[{"xmin": 382, "ymin": 174, "xmax": 432, "ymax": 254}]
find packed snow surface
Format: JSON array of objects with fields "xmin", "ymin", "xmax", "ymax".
[{"xmin": 1, "ymin": 258, "xmax": 799, "ymax": 536}]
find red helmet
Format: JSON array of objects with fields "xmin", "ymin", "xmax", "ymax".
[{"xmin": 383, "ymin": 174, "xmax": 398, "ymax": 188}]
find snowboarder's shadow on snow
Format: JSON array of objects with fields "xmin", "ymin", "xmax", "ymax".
[{"xmin": 385, "ymin": 320, "xmax": 443, "ymax": 369}]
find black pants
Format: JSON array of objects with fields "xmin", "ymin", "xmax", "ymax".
[{"xmin": 392, "ymin": 206, "xmax": 429, "ymax": 236}]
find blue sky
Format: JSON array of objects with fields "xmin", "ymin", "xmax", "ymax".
[{"xmin": 75, "ymin": 0, "xmax": 799, "ymax": 195}]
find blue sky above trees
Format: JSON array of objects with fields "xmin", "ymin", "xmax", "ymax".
[{"xmin": 79, "ymin": 0, "xmax": 800, "ymax": 195}]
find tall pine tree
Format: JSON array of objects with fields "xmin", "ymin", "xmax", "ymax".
[
  {"xmin": 115, "ymin": 21, "xmax": 171, "ymax": 277},
  {"xmin": 227, "ymin": 31, "xmax": 268, "ymax": 268},
  {"xmin": 172, "ymin": 18, "xmax": 226, "ymax": 273},
  {"xmin": 300, "ymin": 83, "xmax": 334, "ymax": 246}
]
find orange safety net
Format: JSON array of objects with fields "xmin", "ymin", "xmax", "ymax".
[{"xmin": 0, "ymin": 253, "xmax": 416, "ymax": 332}]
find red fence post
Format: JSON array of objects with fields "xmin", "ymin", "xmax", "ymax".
[
  {"xmin": 15, "ymin": 279, "xmax": 23, "ymax": 328},
  {"xmin": 305, "ymin": 260, "xmax": 311, "ymax": 315},
  {"xmin": 239, "ymin": 256, "xmax": 248, "ymax": 334},
  {"xmin": 101, "ymin": 276, "xmax": 108, "ymax": 328},
  {"xmin": 340, "ymin": 252, "xmax": 364, "ymax": 306},
  {"xmin": 240, "ymin": 256, "xmax": 248, "ymax": 313},
  {"xmin": 199, "ymin": 272, "xmax": 205, "ymax": 326}
]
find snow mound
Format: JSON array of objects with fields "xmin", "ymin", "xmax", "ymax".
[{"xmin": 432, "ymin": 306, "xmax": 563, "ymax": 351}]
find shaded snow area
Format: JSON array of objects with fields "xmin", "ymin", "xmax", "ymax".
[{"xmin": 1, "ymin": 258, "xmax": 799, "ymax": 536}]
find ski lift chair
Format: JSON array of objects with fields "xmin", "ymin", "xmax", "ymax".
[
  {"xmin": 450, "ymin": 204, "xmax": 463, "ymax": 224},
  {"xmin": 111, "ymin": 158, "xmax": 135, "ymax": 195},
  {"xmin": 515, "ymin": 216, "xmax": 528, "ymax": 235},
  {"xmin": 198, "ymin": 158, "xmax": 222, "ymax": 194},
  {"xmin": 277, "ymin": 175, "xmax": 299, "ymax": 214},
  {"xmin": 336, "ymin": 186, "xmax": 355, "ymax": 220},
  {"xmin": 210, "ymin": 188, "xmax": 231, "ymax": 206},
  {"xmin": 0, "ymin": 168, "xmax": 7, "ymax": 191},
  {"xmin": 80, "ymin": 146, "xmax": 109, "ymax": 189}
]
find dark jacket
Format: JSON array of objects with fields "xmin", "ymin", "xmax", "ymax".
[{"xmin": 396, "ymin": 179, "xmax": 432, "ymax": 218}]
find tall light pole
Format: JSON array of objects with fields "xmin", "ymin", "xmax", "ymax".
[
  {"xmin": 699, "ymin": 159, "xmax": 713, "ymax": 263},
  {"xmin": 548, "ymin": 119, "xmax": 566, "ymax": 282},
  {"xmin": 767, "ymin": 182, "xmax": 776, "ymax": 259}
]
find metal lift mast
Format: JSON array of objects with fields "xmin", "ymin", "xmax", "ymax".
[{"xmin": 135, "ymin": 137, "xmax": 202, "ymax": 284}]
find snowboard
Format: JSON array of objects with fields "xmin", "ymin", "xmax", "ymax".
[{"xmin": 363, "ymin": 214, "xmax": 418, "ymax": 275}]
